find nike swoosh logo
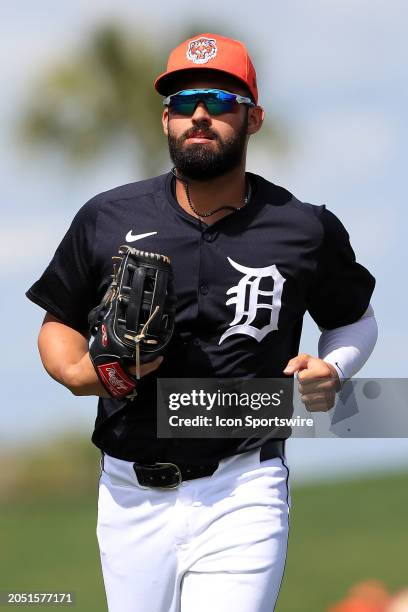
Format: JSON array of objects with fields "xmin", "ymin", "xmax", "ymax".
[{"xmin": 125, "ymin": 231, "xmax": 158, "ymax": 242}]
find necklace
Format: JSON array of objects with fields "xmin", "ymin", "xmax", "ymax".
[{"xmin": 170, "ymin": 167, "xmax": 252, "ymax": 218}]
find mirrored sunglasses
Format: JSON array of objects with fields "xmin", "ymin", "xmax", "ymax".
[{"xmin": 163, "ymin": 89, "xmax": 255, "ymax": 116}]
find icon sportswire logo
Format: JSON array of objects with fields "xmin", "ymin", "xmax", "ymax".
[{"xmin": 125, "ymin": 231, "xmax": 158, "ymax": 243}]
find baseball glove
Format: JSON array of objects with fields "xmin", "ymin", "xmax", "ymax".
[{"xmin": 88, "ymin": 245, "xmax": 176, "ymax": 400}]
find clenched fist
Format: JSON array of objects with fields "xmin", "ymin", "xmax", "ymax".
[{"xmin": 283, "ymin": 353, "xmax": 340, "ymax": 412}]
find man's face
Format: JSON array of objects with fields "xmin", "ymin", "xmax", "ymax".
[{"xmin": 162, "ymin": 73, "xmax": 263, "ymax": 181}]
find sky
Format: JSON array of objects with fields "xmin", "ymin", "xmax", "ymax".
[{"xmin": 2, "ymin": 1, "xmax": 407, "ymax": 482}]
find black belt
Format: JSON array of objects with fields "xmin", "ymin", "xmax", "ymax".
[{"xmin": 132, "ymin": 439, "xmax": 285, "ymax": 489}]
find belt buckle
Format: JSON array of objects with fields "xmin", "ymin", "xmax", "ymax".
[{"xmin": 155, "ymin": 462, "xmax": 183, "ymax": 489}]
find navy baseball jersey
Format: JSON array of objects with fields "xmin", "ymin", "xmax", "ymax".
[{"xmin": 26, "ymin": 171, "xmax": 375, "ymax": 463}]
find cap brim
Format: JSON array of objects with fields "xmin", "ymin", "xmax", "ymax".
[{"xmin": 154, "ymin": 67, "xmax": 255, "ymax": 101}]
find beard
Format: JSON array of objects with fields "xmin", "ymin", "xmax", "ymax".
[{"xmin": 167, "ymin": 114, "xmax": 248, "ymax": 181}]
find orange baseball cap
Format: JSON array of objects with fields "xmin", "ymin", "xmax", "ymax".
[{"xmin": 154, "ymin": 33, "xmax": 259, "ymax": 104}]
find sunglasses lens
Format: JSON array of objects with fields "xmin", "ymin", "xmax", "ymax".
[
  {"xmin": 171, "ymin": 101, "xmax": 197, "ymax": 115},
  {"xmin": 204, "ymin": 100, "xmax": 235, "ymax": 115},
  {"xmin": 169, "ymin": 90, "xmax": 237, "ymax": 115}
]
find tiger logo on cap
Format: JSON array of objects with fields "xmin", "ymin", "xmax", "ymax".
[{"xmin": 186, "ymin": 37, "xmax": 217, "ymax": 65}]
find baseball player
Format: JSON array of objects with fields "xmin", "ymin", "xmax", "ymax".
[{"xmin": 26, "ymin": 33, "xmax": 378, "ymax": 612}]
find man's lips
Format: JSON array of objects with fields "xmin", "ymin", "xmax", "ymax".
[{"xmin": 185, "ymin": 132, "xmax": 215, "ymax": 142}]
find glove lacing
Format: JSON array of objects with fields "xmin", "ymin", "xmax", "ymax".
[{"xmin": 124, "ymin": 305, "xmax": 160, "ymax": 380}]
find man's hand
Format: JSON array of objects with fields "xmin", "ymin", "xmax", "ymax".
[
  {"xmin": 66, "ymin": 354, "xmax": 164, "ymax": 398},
  {"xmin": 283, "ymin": 353, "xmax": 340, "ymax": 412},
  {"xmin": 38, "ymin": 313, "xmax": 164, "ymax": 398}
]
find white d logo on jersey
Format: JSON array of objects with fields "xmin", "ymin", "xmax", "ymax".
[{"xmin": 219, "ymin": 257, "xmax": 286, "ymax": 345}]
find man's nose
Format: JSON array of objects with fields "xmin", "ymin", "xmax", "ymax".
[{"xmin": 191, "ymin": 101, "xmax": 212, "ymax": 122}]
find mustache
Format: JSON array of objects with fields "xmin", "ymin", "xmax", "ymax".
[{"xmin": 181, "ymin": 124, "xmax": 218, "ymax": 142}]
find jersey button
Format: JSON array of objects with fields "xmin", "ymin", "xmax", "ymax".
[
  {"xmin": 199, "ymin": 284, "xmax": 208, "ymax": 295},
  {"xmin": 202, "ymin": 231, "xmax": 218, "ymax": 243}
]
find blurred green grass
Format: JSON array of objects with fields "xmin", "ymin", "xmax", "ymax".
[
  {"xmin": 1, "ymin": 467, "xmax": 407, "ymax": 611},
  {"xmin": 276, "ymin": 470, "xmax": 408, "ymax": 611},
  {"xmin": 0, "ymin": 495, "xmax": 105, "ymax": 611}
]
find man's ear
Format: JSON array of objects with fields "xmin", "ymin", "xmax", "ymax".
[
  {"xmin": 247, "ymin": 106, "xmax": 265, "ymax": 136},
  {"xmin": 162, "ymin": 108, "xmax": 169, "ymax": 136}
]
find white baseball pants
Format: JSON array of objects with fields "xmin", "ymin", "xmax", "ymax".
[{"xmin": 96, "ymin": 448, "xmax": 291, "ymax": 612}]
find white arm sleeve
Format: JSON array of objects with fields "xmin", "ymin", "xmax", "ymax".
[{"xmin": 318, "ymin": 303, "xmax": 378, "ymax": 382}]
